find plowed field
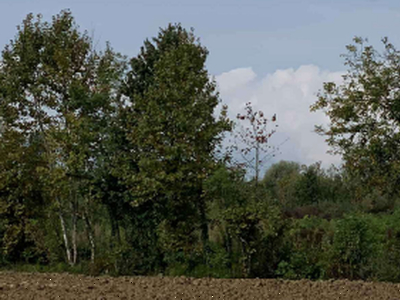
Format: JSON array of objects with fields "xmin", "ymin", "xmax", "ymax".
[{"xmin": 0, "ymin": 272, "xmax": 399, "ymax": 299}]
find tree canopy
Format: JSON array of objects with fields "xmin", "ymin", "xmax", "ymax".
[{"xmin": 312, "ymin": 37, "xmax": 400, "ymax": 197}]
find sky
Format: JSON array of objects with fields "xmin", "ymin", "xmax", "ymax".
[{"xmin": 1, "ymin": 0, "xmax": 400, "ymax": 169}]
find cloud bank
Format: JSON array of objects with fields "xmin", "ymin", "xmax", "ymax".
[{"xmin": 215, "ymin": 65, "xmax": 343, "ymax": 168}]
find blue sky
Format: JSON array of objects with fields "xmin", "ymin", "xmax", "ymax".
[
  {"xmin": 2, "ymin": 0, "xmax": 400, "ymax": 74},
  {"xmin": 1, "ymin": 0, "xmax": 399, "ymax": 168}
]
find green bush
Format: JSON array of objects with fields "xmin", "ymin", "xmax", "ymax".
[
  {"xmin": 276, "ymin": 216, "xmax": 331, "ymax": 280},
  {"xmin": 328, "ymin": 214, "xmax": 376, "ymax": 280},
  {"xmin": 368, "ymin": 209, "xmax": 400, "ymax": 282}
]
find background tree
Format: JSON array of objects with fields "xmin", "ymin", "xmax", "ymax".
[
  {"xmin": 233, "ymin": 102, "xmax": 280, "ymax": 184},
  {"xmin": 262, "ymin": 160, "xmax": 300, "ymax": 206},
  {"xmin": 312, "ymin": 37, "xmax": 400, "ymax": 202}
]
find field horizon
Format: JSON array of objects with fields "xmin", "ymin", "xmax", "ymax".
[{"xmin": 0, "ymin": 271, "xmax": 399, "ymax": 299}]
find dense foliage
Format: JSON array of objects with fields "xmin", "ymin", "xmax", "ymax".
[{"xmin": 1, "ymin": 11, "xmax": 400, "ymax": 282}]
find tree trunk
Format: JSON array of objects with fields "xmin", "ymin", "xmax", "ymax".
[
  {"xmin": 108, "ymin": 208, "xmax": 121, "ymax": 249},
  {"xmin": 240, "ymin": 237, "xmax": 251, "ymax": 278},
  {"xmin": 115, "ymin": 220, "xmax": 121, "ymax": 245},
  {"xmin": 58, "ymin": 210, "xmax": 72, "ymax": 265},
  {"xmin": 197, "ymin": 189, "xmax": 210, "ymax": 267},
  {"xmin": 83, "ymin": 211, "xmax": 95, "ymax": 263},
  {"xmin": 225, "ymin": 230, "xmax": 234, "ymax": 276},
  {"xmin": 71, "ymin": 202, "xmax": 78, "ymax": 265},
  {"xmin": 199, "ymin": 198, "xmax": 209, "ymax": 247},
  {"xmin": 255, "ymin": 145, "xmax": 259, "ymax": 185}
]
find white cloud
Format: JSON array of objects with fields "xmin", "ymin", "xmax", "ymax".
[
  {"xmin": 216, "ymin": 67, "xmax": 257, "ymax": 94},
  {"xmin": 215, "ymin": 65, "xmax": 343, "ymax": 168}
]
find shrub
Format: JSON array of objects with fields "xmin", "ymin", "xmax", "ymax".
[
  {"xmin": 328, "ymin": 214, "xmax": 376, "ymax": 280},
  {"xmin": 276, "ymin": 216, "xmax": 331, "ymax": 280}
]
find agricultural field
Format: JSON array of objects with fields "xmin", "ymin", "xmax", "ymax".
[{"xmin": 0, "ymin": 272, "xmax": 399, "ymax": 299}]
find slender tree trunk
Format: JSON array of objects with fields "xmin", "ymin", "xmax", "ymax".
[
  {"xmin": 196, "ymin": 186, "xmax": 210, "ymax": 267},
  {"xmin": 115, "ymin": 220, "xmax": 121, "ymax": 245},
  {"xmin": 56, "ymin": 190, "xmax": 73, "ymax": 265},
  {"xmin": 36, "ymin": 97, "xmax": 75, "ymax": 266},
  {"xmin": 239, "ymin": 237, "xmax": 251, "ymax": 278},
  {"xmin": 225, "ymin": 229, "xmax": 233, "ymax": 276},
  {"xmin": 71, "ymin": 202, "xmax": 78, "ymax": 265},
  {"xmin": 83, "ymin": 211, "xmax": 95, "ymax": 263},
  {"xmin": 58, "ymin": 209, "xmax": 72, "ymax": 265},
  {"xmin": 198, "ymin": 198, "xmax": 209, "ymax": 247},
  {"xmin": 199, "ymin": 200, "xmax": 209, "ymax": 266},
  {"xmin": 110, "ymin": 217, "xmax": 116, "ymax": 249},
  {"xmin": 108, "ymin": 208, "xmax": 121, "ymax": 249},
  {"xmin": 255, "ymin": 145, "xmax": 259, "ymax": 185}
]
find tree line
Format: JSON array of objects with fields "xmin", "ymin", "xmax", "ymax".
[{"xmin": 1, "ymin": 10, "xmax": 400, "ymax": 281}]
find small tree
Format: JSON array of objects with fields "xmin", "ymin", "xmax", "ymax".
[
  {"xmin": 262, "ymin": 161, "xmax": 301, "ymax": 206},
  {"xmin": 233, "ymin": 102, "xmax": 280, "ymax": 184}
]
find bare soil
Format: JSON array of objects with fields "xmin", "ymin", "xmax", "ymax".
[{"xmin": 0, "ymin": 272, "xmax": 399, "ymax": 299}]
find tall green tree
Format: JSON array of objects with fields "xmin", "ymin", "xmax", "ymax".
[
  {"xmin": 312, "ymin": 37, "xmax": 400, "ymax": 200},
  {"xmin": 0, "ymin": 129, "xmax": 46, "ymax": 263},
  {"xmin": 122, "ymin": 24, "xmax": 231, "ymax": 259},
  {"xmin": 0, "ymin": 10, "xmax": 125, "ymax": 265}
]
